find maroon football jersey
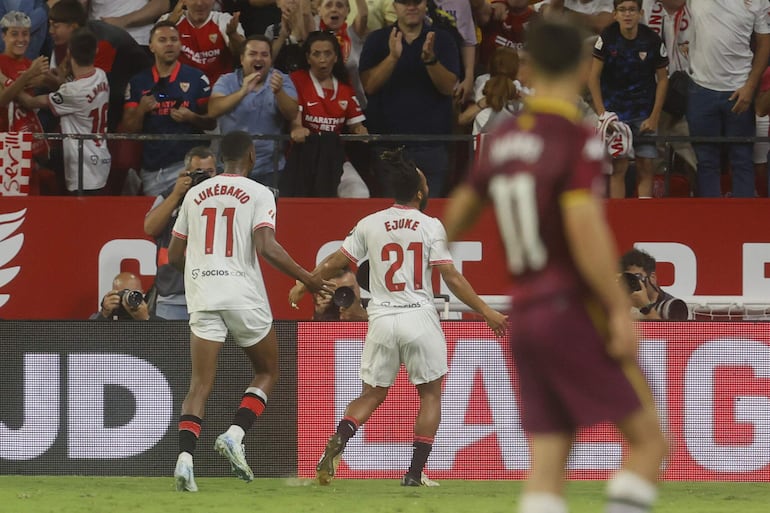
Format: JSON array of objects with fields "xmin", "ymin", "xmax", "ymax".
[{"xmin": 469, "ymin": 97, "xmax": 607, "ymax": 303}]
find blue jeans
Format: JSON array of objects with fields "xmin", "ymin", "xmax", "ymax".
[{"xmin": 687, "ymin": 81, "xmax": 755, "ymax": 197}]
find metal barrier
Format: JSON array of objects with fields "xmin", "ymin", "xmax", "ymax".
[{"xmin": 33, "ymin": 131, "xmax": 770, "ymax": 195}]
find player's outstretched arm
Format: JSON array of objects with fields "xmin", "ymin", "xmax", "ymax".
[
  {"xmin": 289, "ymin": 250, "xmax": 351, "ymax": 307},
  {"xmin": 254, "ymin": 226, "xmax": 331, "ymax": 294},
  {"xmin": 444, "ymin": 184, "xmax": 484, "ymax": 243},
  {"xmin": 435, "ymin": 263, "xmax": 508, "ymax": 337},
  {"xmin": 561, "ymin": 192, "xmax": 636, "ymax": 360}
]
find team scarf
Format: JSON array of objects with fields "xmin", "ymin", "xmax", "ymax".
[
  {"xmin": 320, "ymin": 21, "xmax": 352, "ymax": 63},
  {"xmin": 645, "ymin": 1, "xmax": 691, "ymax": 71}
]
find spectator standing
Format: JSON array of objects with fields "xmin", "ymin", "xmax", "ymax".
[
  {"xmin": 86, "ymin": 0, "xmax": 170, "ymax": 50},
  {"xmin": 431, "ymin": 0, "xmax": 476, "ymax": 104},
  {"xmin": 285, "ymin": 31, "xmax": 368, "ymax": 196},
  {"xmin": 315, "ymin": 0, "xmax": 368, "ymax": 108},
  {"xmin": 161, "ymin": 0, "xmax": 246, "ymax": 85},
  {"xmin": 209, "ymin": 34, "xmax": 298, "ymax": 187},
  {"xmin": 0, "ymin": 0, "xmax": 48, "ymax": 59},
  {"xmin": 144, "ymin": 146, "xmax": 217, "ymax": 320},
  {"xmin": 122, "ymin": 21, "xmax": 216, "ymax": 197},
  {"xmin": 0, "ymin": 11, "xmax": 51, "ymax": 193},
  {"xmin": 686, "ymin": 0, "xmax": 770, "ymax": 198},
  {"xmin": 444, "ymin": 21, "xmax": 667, "ymax": 513},
  {"xmin": 642, "ymin": 0, "xmax": 697, "ymax": 185},
  {"xmin": 168, "ymin": 130, "xmax": 330, "ymax": 492},
  {"xmin": 265, "ymin": 0, "xmax": 314, "ymax": 73},
  {"xmin": 359, "ymin": 0, "xmax": 460, "ymax": 197},
  {"xmin": 92, "ymin": 271, "xmax": 165, "ymax": 320},
  {"xmin": 21, "ymin": 27, "xmax": 112, "ymax": 194},
  {"xmin": 47, "ymin": 0, "xmax": 151, "ymax": 132},
  {"xmin": 289, "ymin": 150, "xmax": 506, "ymax": 487},
  {"xmin": 588, "ymin": 0, "xmax": 668, "ymax": 198},
  {"xmin": 477, "ymin": 0, "xmax": 539, "ymax": 74}
]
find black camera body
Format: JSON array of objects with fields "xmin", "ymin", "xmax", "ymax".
[
  {"xmin": 621, "ymin": 272, "xmax": 643, "ymax": 292},
  {"xmin": 187, "ymin": 169, "xmax": 212, "ymax": 187},
  {"xmin": 333, "ymin": 286, "xmax": 356, "ymax": 308},
  {"xmin": 117, "ymin": 289, "xmax": 144, "ymax": 309}
]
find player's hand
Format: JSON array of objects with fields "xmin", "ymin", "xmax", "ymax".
[
  {"xmin": 170, "ymin": 105, "xmax": 194, "ymax": 123},
  {"xmin": 269, "ymin": 70, "xmax": 284, "ymax": 94},
  {"xmin": 305, "ymin": 275, "xmax": 336, "ymax": 296},
  {"xmin": 730, "ymin": 84, "xmax": 754, "ymax": 114},
  {"xmin": 421, "ymin": 31, "xmax": 436, "ymax": 64},
  {"xmin": 606, "ymin": 309, "xmax": 637, "ymax": 361},
  {"xmin": 100, "ymin": 291, "xmax": 121, "ymax": 318},
  {"xmin": 388, "ymin": 27, "xmax": 403, "ymax": 60},
  {"xmin": 482, "ymin": 308, "xmax": 508, "ymax": 337},
  {"xmin": 289, "ymin": 280, "xmax": 307, "ymax": 308},
  {"xmin": 226, "ymin": 12, "xmax": 241, "ymax": 37},
  {"xmin": 291, "ymin": 126, "xmax": 310, "ymax": 143}
]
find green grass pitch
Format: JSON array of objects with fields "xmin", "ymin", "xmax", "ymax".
[{"xmin": 1, "ymin": 477, "xmax": 769, "ymax": 513}]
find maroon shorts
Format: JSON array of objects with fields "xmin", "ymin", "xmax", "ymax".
[{"xmin": 510, "ymin": 294, "xmax": 645, "ymax": 434}]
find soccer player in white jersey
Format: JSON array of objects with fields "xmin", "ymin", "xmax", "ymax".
[
  {"xmin": 289, "ymin": 150, "xmax": 508, "ymax": 487},
  {"xmin": 167, "ymin": 130, "xmax": 331, "ymax": 492},
  {"xmin": 20, "ymin": 27, "xmax": 111, "ymax": 194}
]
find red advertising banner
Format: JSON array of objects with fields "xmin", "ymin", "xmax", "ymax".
[
  {"xmin": 297, "ymin": 321, "xmax": 770, "ymax": 481},
  {"xmin": 1, "ymin": 197, "xmax": 770, "ymax": 319}
]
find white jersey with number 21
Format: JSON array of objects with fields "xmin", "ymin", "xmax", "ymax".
[
  {"xmin": 341, "ymin": 204, "xmax": 453, "ymax": 318},
  {"xmin": 172, "ymin": 174, "xmax": 277, "ymax": 313}
]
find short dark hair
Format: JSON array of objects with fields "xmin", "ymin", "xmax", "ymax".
[
  {"xmin": 242, "ymin": 34, "xmax": 272, "ymax": 56},
  {"xmin": 614, "ymin": 0, "xmax": 642, "ymax": 9},
  {"xmin": 220, "ymin": 131, "xmax": 254, "ymax": 163},
  {"xmin": 184, "ymin": 146, "xmax": 216, "ymax": 168},
  {"xmin": 525, "ymin": 20, "xmax": 586, "ymax": 77},
  {"xmin": 150, "ymin": 20, "xmax": 178, "ymax": 41},
  {"xmin": 49, "ymin": 0, "xmax": 87, "ymax": 26},
  {"xmin": 69, "ymin": 28, "xmax": 97, "ymax": 67},
  {"xmin": 620, "ymin": 248, "xmax": 656, "ymax": 275},
  {"xmin": 379, "ymin": 149, "xmax": 421, "ymax": 204}
]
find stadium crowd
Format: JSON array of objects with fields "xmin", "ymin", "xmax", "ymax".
[{"xmin": 1, "ymin": 0, "xmax": 769, "ymax": 198}]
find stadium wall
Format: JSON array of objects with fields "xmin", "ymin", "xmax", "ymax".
[
  {"xmin": 2, "ymin": 197, "xmax": 770, "ymax": 320},
  {"xmin": 2, "ymin": 321, "xmax": 769, "ymax": 481}
]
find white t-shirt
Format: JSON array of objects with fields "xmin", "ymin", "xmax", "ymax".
[
  {"xmin": 340, "ymin": 204, "xmax": 453, "ymax": 318},
  {"xmin": 642, "ymin": 0, "xmax": 692, "ymax": 75},
  {"xmin": 48, "ymin": 69, "xmax": 111, "ymax": 192},
  {"xmin": 172, "ymin": 174, "xmax": 277, "ymax": 313},
  {"xmin": 88, "ymin": 0, "xmax": 153, "ymax": 46},
  {"xmin": 687, "ymin": 0, "xmax": 770, "ymax": 91}
]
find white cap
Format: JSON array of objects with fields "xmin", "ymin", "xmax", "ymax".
[{"xmin": 1, "ymin": 11, "xmax": 32, "ymax": 30}]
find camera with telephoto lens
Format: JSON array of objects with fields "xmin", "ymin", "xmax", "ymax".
[
  {"xmin": 332, "ymin": 286, "xmax": 356, "ymax": 308},
  {"xmin": 621, "ymin": 272, "xmax": 643, "ymax": 292},
  {"xmin": 117, "ymin": 289, "xmax": 144, "ymax": 309},
  {"xmin": 655, "ymin": 297, "xmax": 689, "ymax": 321},
  {"xmin": 187, "ymin": 168, "xmax": 212, "ymax": 186}
]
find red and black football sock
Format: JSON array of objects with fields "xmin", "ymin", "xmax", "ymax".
[
  {"xmin": 232, "ymin": 389, "xmax": 267, "ymax": 433},
  {"xmin": 405, "ymin": 435, "xmax": 434, "ymax": 480},
  {"xmin": 335, "ymin": 416, "xmax": 360, "ymax": 443},
  {"xmin": 178, "ymin": 414, "xmax": 202, "ymax": 455}
]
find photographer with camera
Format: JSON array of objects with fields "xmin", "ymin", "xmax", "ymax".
[
  {"xmin": 144, "ymin": 146, "xmax": 217, "ymax": 320},
  {"xmin": 312, "ymin": 266, "xmax": 368, "ymax": 321},
  {"xmin": 93, "ymin": 272, "xmax": 164, "ymax": 321},
  {"xmin": 620, "ymin": 248, "xmax": 689, "ymax": 321}
]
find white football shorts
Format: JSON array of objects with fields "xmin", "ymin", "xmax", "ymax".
[
  {"xmin": 360, "ymin": 307, "xmax": 448, "ymax": 387},
  {"xmin": 189, "ymin": 308, "xmax": 273, "ymax": 347}
]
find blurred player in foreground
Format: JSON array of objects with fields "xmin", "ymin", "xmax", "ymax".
[
  {"xmin": 443, "ymin": 20, "xmax": 667, "ymax": 513},
  {"xmin": 289, "ymin": 150, "xmax": 507, "ymax": 487},
  {"xmin": 168, "ymin": 130, "xmax": 331, "ymax": 492}
]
